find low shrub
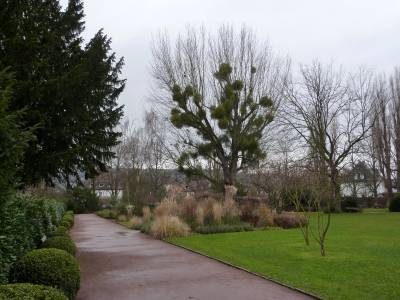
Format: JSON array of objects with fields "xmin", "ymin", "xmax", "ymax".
[
  {"xmin": 256, "ymin": 204, "xmax": 274, "ymax": 227},
  {"xmin": 68, "ymin": 187, "xmax": 99, "ymax": 214},
  {"xmin": 341, "ymin": 196, "xmax": 361, "ymax": 212},
  {"xmin": 273, "ymin": 212, "xmax": 308, "ymax": 229},
  {"xmin": 127, "ymin": 216, "xmax": 142, "ymax": 229},
  {"xmin": 139, "ymin": 222, "xmax": 151, "ymax": 234},
  {"xmin": 54, "ymin": 226, "xmax": 68, "ymax": 235},
  {"xmin": 62, "ymin": 213, "xmax": 74, "ymax": 228},
  {"xmin": 150, "ymin": 216, "xmax": 190, "ymax": 239},
  {"xmin": 41, "ymin": 236, "xmax": 77, "ymax": 256},
  {"xmin": 11, "ymin": 248, "xmax": 80, "ymax": 299},
  {"xmin": 0, "ymin": 194, "xmax": 64, "ymax": 284},
  {"xmin": 95, "ymin": 209, "xmax": 116, "ymax": 219},
  {"xmin": 389, "ymin": 193, "xmax": 400, "ymax": 212},
  {"xmin": 117, "ymin": 214, "xmax": 128, "ymax": 222},
  {"xmin": 0, "ymin": 283, "xmax": 67, "ymax": 300},
  {"xmin": 196, "ymin": 223, "xmax": 254, "ymax": 234}
]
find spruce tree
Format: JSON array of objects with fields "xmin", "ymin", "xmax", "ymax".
[{"xmin": 0, "ymin": 0, "xmax": 125, "ymax": 186}]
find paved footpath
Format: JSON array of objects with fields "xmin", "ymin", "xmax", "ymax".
[{"xmin": 70, "ymin": 214, "xmax": 313, "ymax": 300}]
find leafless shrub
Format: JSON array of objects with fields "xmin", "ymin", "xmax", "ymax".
[{"xmin": 273, "ymin": 212, "xmax": 308, "ymax": 229}]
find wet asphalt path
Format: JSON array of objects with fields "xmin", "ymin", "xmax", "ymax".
[{"xmin": 70, "ymin": 214, "xmax": 313, "ymax": 300}]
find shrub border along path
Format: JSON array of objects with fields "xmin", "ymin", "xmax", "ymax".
[{"xmin": 71, "ymin": 214, "xmax": 314, "ymax": 300}]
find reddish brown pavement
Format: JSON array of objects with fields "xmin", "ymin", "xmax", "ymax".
[{"xmin": 70, "ymin": 214, "xmax": 313, "ymax": 300}]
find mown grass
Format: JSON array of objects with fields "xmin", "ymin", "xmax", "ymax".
[{"xmin": 169, "ymin": 210, "xmax": 400, "ymax": 300}]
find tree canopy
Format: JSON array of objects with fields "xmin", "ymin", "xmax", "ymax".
[{"xmin": 0, "ymin": 0, "xmax": 125, "ymax": 186}]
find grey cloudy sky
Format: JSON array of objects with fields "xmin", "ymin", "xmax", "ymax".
[{"xmin": 60, "ymin": 0, "xmax": 400, "ymax": 122}]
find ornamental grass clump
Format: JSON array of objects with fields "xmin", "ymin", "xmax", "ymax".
[
  {"xmin": 194, "ymin": 205, "xmax": 205, "ymax": 226},
  {"xmin": 211, "ymin": 202, "xmax": 223, "ymax": 224},
  {"xmin": 256, "ymin": 203, "xmax": 275, "ymax": 227},
  {"xmin": 142, "ymin": 206, "xmax": 152, "ymax": 224},
  {"xmin": 150, "ymin": 216, "xmax": 190, "ymax": 239},
  {"xmin": 154, "ymin": 197, "xmax": 180, "ymax": 217}
]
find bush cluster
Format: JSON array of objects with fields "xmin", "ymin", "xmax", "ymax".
[
  {"xmin": 195, "ymin": 224, "xmax": 254, "ymax": 234},
  {"xmin": 11, "ymin": 248, "xmax": 80, "ymax": 300},
  {"xmin": 273, "ymin": 212, "xmax": 308, "ymax": 229},
  {"xmin": 95, "ymin": 208, "xmax": 117, "ymax": 219},
  {"xmin": 0, "ymin": 283, "xmax": 67, "ymax": 300},
  {"xmin": 41, "ymin": 236, "xmax": 77, "ymax": 256},
  {"xmin": 341, "ymin": 197, "xmax": 362, "ymax": 212},
  {"xmin": 67, "ymin": 187, "xmax": 99, "ymax": 213},
  {"xmin": 389, "ymin": 193, "xmax": 400, "ymax": 212},
  {"xmin": 0, "ymin": 195, "xmax": 64, "ymax": 284}
]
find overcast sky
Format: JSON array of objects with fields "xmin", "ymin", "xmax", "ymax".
[{"xmin": 60, "ymin": 0, "xmax": 400, "ymax": 123}]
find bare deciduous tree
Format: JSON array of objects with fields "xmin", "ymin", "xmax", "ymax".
[{"xmin": 283, "ymin": 62, "xmax": 375, "ymax": 211}]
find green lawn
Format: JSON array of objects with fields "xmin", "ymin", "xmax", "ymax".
[{"xmin": 169, "ymin": 210, "xmax": 400, "ymax": 300}]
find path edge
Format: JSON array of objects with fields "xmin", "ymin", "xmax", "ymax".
[{"xmin": 163, "ymin": 239, "xmax": 323, "ymax": 300}]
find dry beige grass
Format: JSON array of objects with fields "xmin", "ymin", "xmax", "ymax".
[
  {"xmin": 194, "ymin": 205, "xmax": 205, "ymax": 225},
  {"xmin": 117, "ymin": 214, "xmax": 128, "ymax": 222},
  {"xmin": 128, "ymin": 216, "xmax": 143, "ymax": 227},
  {"xmin": 142, "ymin": 206, "xmax": 152, "ymax": 224},
  {"xmin": 150, "ymin": 215, "xmax": 190, "ymax": 238},
  {"xmin": 256, "ymin": 203, "xmax": 275, "ymax": 227},
  {"xmin": 212, "ymin": 202, "xmax": 223, "ymax": 224},
  {"xmin": 154, "ymin": 197, "xmax": 180, "ymax": 217},
  {"xmin": 223, "ymin": 198, "xmax": 240, "ymax": 218}
]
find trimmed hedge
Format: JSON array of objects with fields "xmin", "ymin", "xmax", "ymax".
[
  {"xmin": 0, "ymin": 195, "xmax": 64, "ymax": 284},
  {"xmin": 196, "ymin": 224, "xmax": 254, "ymax": 234},
  {"xmin": 389, "ymin": 193, "xmax": 400, "ymax": 212},
  {"xmin": 41, "ymin": 236, "xmax": 77, "ymax": 256},
  {"xmin": 11, "ymin": 249, "xmax": 80, "ymax": 300},
  {"xmin": 0, "ymin": 283, "xmax": 67, "ymax": 300}
]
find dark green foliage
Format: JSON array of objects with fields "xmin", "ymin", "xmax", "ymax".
[
  {"xmin": 0, "ymin": 69, "xmax": 33, "ymax": 199},
  {"xmin": 61, "ymin": 212, "xmax": 74, "ymax": 229},
  {"xmin": 341, "ymin": 197, "xmax": 362, "ymax": 213},
  {"xmin": 0, "ymin": 195, "xmax": 64, "ymax": 284},
  {"xmin": 0, "ymin": 283, "xmax": 67, "ymax": 300},
  {"xmin": 41, "ymin": 236, "xmax": 77, "ymax": 256},
  {"xmin": 68, "ymin": 187, "xmax": 99, "ymax": 213},
  {"xmin": 389, "ymin": 193, "xmax": 400, "ymax": 212},
  {"xmin": 53, "ymin": 226, "xmax": 68, "ymax": 235},
  {"xmin": 0, "ymin": 0, "xmax": 125, "ymax": 186},
  {"xmin": 196, "ymin": 224, "xmax": 254, "ymax": 234},
  {"xmin": 170, "ymin": 63, "xmax": 274, "ymax": 187},
  {"xmin": 140, "ymin": 223, "xmax": 151, "ymax": 234},
  {"xmin": 11, "ymin": 249, "xmax": 80, "ymax": 300}
]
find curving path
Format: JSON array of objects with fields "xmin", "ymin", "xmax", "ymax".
[{"xmin": 70, "ymin": 214, "xmax": 313, "ymax": 300}]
